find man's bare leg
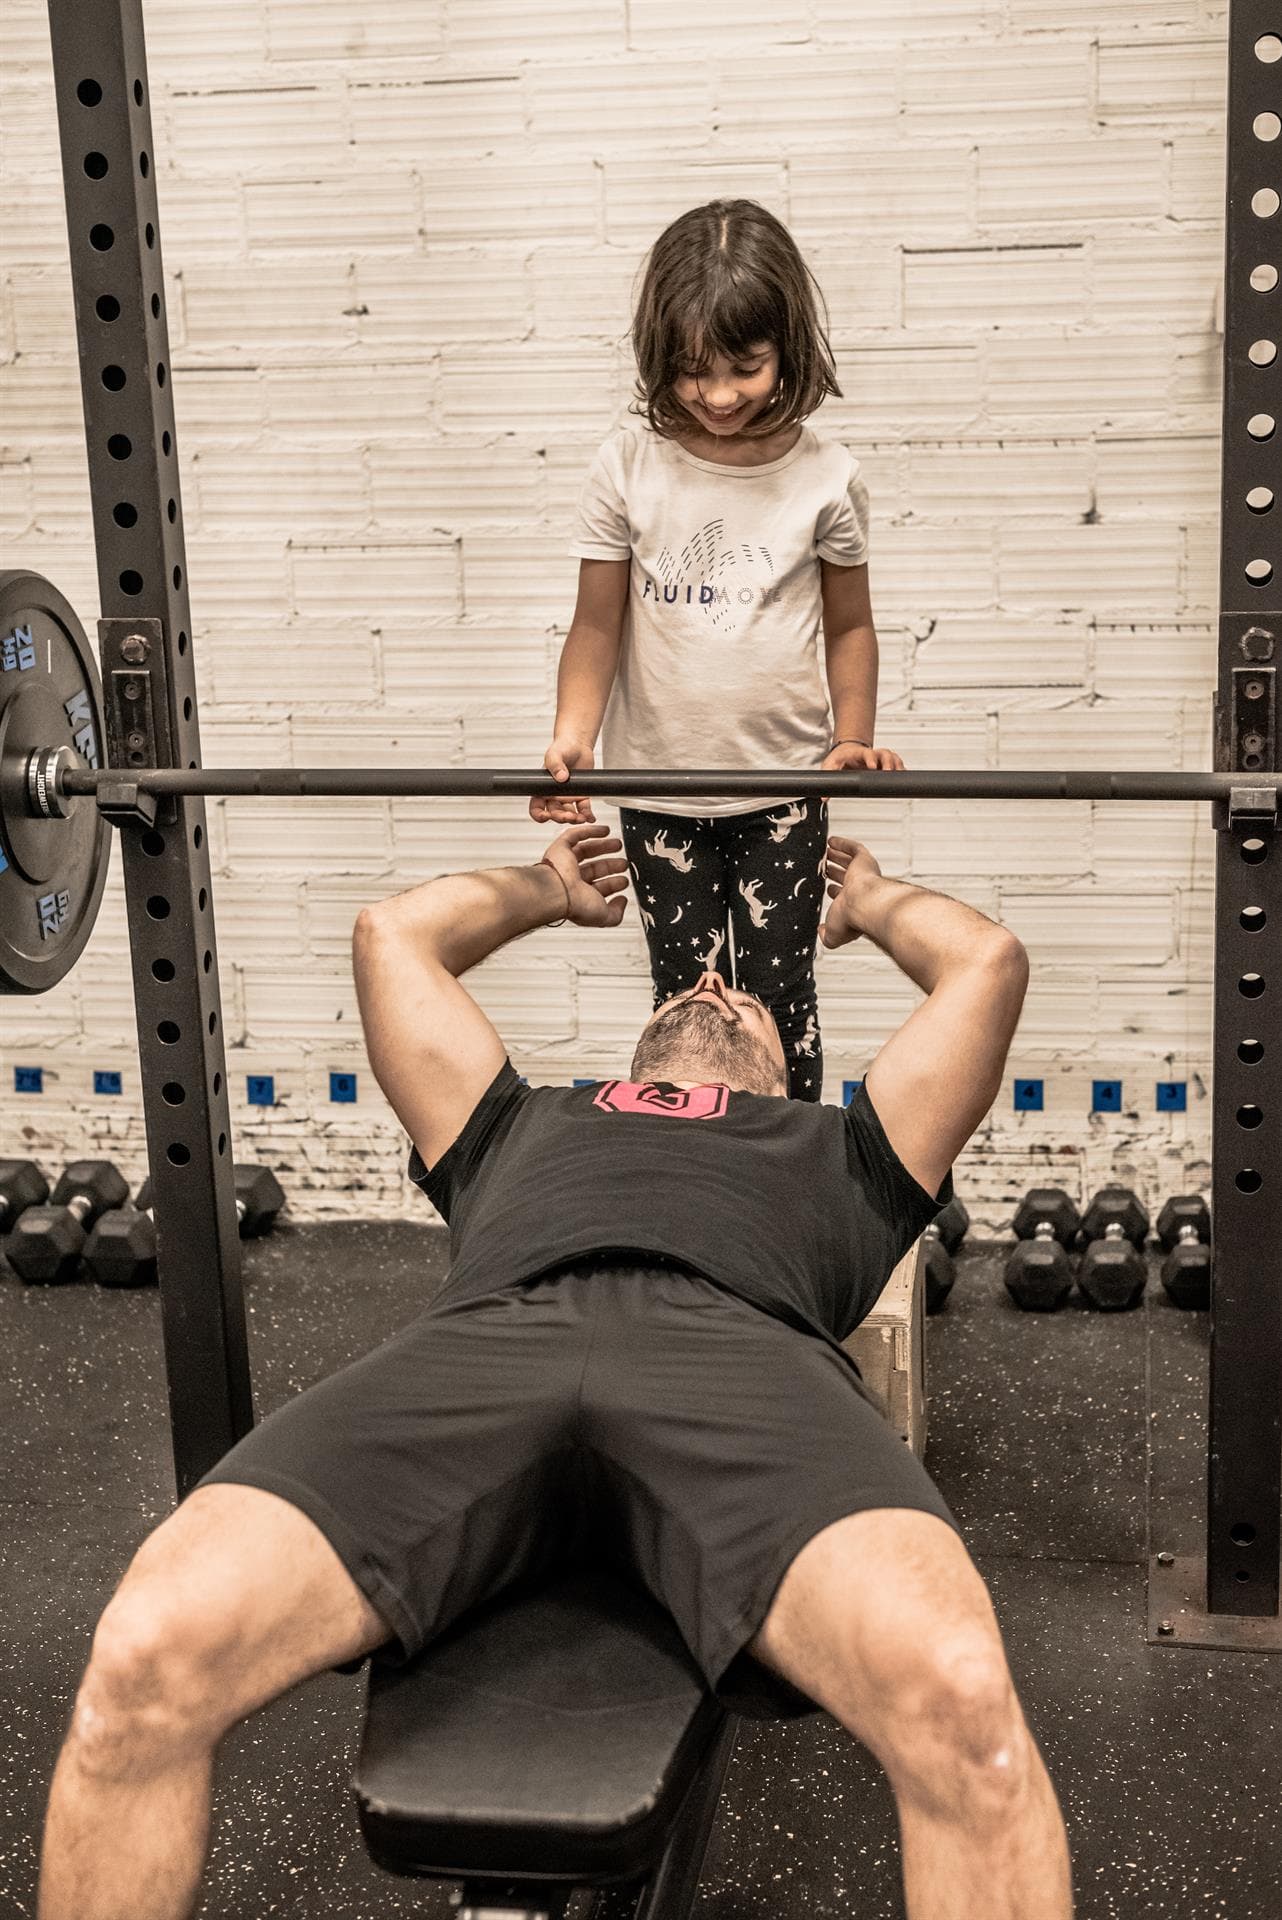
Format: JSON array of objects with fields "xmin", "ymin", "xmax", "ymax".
[
  {"xmin": 39, "ymin": 1485, "xmax": 389, "ymax": 1920},
  {"xmin": 751, "ymin": 1508, "xmax": 1072, "ymax": 1920}
]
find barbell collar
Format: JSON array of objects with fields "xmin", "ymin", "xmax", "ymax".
[
  {"xmin": 46, "ymin": 763, "xmax": 1282, "ymax": 804},
  {"xmin": 27, "ymin": 745, "xmax": 78, "ymax": 820}
]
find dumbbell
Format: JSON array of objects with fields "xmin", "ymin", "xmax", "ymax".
[
  {"xmin": 1077, "ymin": 1186, "xmax": 1150, "ymax": 1311},
  {"xmin": 923, "ymin": 1196, "xmax": 969, "ymax": 1314},
  {"xmin": 6, "ymin": 1160, "xmax": 130, "ymax": 1284},
  {"xmin": 1005, "ymin": 1187, "xmax": 1081, "ymax": 1312},
  {"xmin": 84, "ymin": 1186, "xmax": 157, "ymax": 1289},
  {"xmin": 1156, "ymin": 1194, "xmax": 1211, "ymax": 1310},
  {"xmin": 0, "ymin": 1159, "xmax": 50, "ymax": 1234}
]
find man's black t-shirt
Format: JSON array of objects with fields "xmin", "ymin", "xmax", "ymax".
[{"xmin": 409, "ymin": 1065, "xmax": 950, "ymax": 1357}]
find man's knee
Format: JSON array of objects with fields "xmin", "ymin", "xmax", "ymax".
[
  {"xmin": 859, "ymin": 1630, "xmax": 1035, "ymax": 1822},
  {"xmin": 68, "ymin": 1578, "xmax": 238, "ymax": 1780}
]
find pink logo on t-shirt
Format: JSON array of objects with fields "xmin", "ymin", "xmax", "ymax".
[{"xmin": 593, "ymin": 1081, "xmax": 730, "ymax": 1120}]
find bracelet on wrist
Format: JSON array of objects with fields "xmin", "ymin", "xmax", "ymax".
[
  {"xmin": 540, "ymin": 857, "xmax": 572, "ymax": 927},
  {"xmin": 832, "ymin": 737, "xmax": 871, "ymax": 750}
]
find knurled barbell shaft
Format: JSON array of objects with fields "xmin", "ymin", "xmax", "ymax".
[{"xmin": 46, "ymin": 764, "xmax": 1282, "ymax": 804}]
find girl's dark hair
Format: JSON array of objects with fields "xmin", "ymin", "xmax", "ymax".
[{"xmin": 631, "ymin": 199, "xmax": 841, "ymax": 440}]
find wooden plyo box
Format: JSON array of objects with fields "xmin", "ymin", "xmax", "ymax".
[{"xmin": 842, "ymin": 1239, "xmax": 927, "ymax": 1460}]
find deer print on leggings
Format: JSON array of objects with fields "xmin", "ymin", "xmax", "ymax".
[
  {"xmin": 695, "ymin": 924, "xmax": 727, "ymax": 973},
  {"xmin": 794, "ymin": 1010, "xmax": 819, "ymax": 1058},
  {"xmin": 737, "ymin": 877, "xmax": 778, "ymax": 929},
  {"xmin": 766, "ymin": 801, "xmax": 805, "ymax": 843},
  {"xmin": 644, "ymin": 828, "xmax": 695, "ymax": 873}
]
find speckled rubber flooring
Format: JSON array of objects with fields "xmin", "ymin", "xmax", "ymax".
[{"xmin": 2, "ymin": 1228, "xmax": 1279, "ymax": 1919}]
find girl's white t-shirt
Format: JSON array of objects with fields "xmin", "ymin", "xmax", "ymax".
[{"xmin": 569, "ymin": 421, "xmax": 870, "ymax": 817}]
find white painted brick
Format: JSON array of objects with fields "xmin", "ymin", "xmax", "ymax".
[
  {"xmin": 977, "ymin": 137, "xmax": 1167, "ymax": 226},
  {"xmin": 1174, "ymin": 887, "xmax": 1218, "ymax": 976},
  {"xmin": 542, "ymin": 443, "xmax": 618, "ymax": 519},
  {"xmin": 528, "ymin": 250, "xmax": 637, "ymax": 342},
  {"xmin": 381, "ymin": 622, "xmax": 552, "ymax": 711},
  {"xmin": 438, "ymin": 350, "xmax": 616, "ymax": 438},
  {"xmin": 185, "ymin": 536, "xmax": 291, "ymax": 624},
  {"xmin": 1, "ymin": 189, "xmax": 68, "ymax": 267},
  {"xmin": 628, "ymin": 0, "xmax": 808, "ymax": 46},
  {"xmin": 1093, "ymin": 227, "xmax": 1224, "ymax": 330},
  {"xmin": 290, "ymin": 713, "xmax": 459, "ymax": 766},
  {"xmin": 998, "ymin": 524, "xmax": 1182, "ymax": 612},
  {"xmin": 603, "ymin": 160, "xmax": 785, "ymax": 249},
  {"xmin": 225, "ymin": 799, "xmax": 392, "ymax": 875},
  {"xmin": 0, "ymin": 975, "xmax": 82, "ymax": 1049},
  {"xmin": 823, "ymin": 802, "xmax": 910, "ymax": 874},
  {"xmin": 820, "ymin": 346, "xmax": 985, "ymax": 440},
  {"xmin": 143, "ymin": 2, "xmax": 269, "ymax": 72},
  {"xmin": 368, "ymin": 441, "xmax": 541, "ymax": 527},
  {"xmin": 1092, "ymin": 619, "xmax": 1216, "ymax": 700},
  {"xmin": 1182, "ymin": 520, "xmax": 1221, "ymax": 613},
  {"xmin": 348, "ymin": 77, "xmax": 525, "ymax": 162},
  {"xmin": 712, "ymin": 54, "xmax": 897, "ymax": 150},
  {"xmin": 157, "ymin": 178, "xmax": 248, "ymax": 264},
  {"xmin": 1097, "ymin": 37, "xmax": 1227, "ymax": 121},
  {"xmin": 168, "ymin": 86, "xmax": 350, "ymax": 176},
  {"xmin": 1009, "ymin": 0, "xmax": 1203, "ymax": 27},
  {"xmin": 0, "ymin": 460, "xmax": 33, "ymax": 537},
  {"xmin": 1, "ymin": 359, "xmax": 90, "ymax": 443},
  {"xmin": 986, "ymin": 335, "xmax": 1177, "ymax": 425},
  {"xmin": 460, "ymin": 532, "xmax": 578, "ymax": 620},
  {"xmin": 0, "ymin": 0, "xmax": 56, "ymax": 68},
  {"xmin": 467, "ymin": 961, "xmax": 577, "ymax": 1045},
  {"xmin": 806, "ymin": 244, "xmax": 902, "ymax": 335},
  {"xmin": 999, "ymin": 701, "xmax": 1182, "ymax": 770},
  {"xmin": 389, "ymin": 799, "xmax": 550, "ymax": 877},
  {"xmin": 913, "ymin": 615, "xmax": 1091, "ymax": 690},
  {"xmin": 355, "ymin": 255, "xmax": 531, "ymax": 348},
  {"xmin": 811, "ymin": 952, "xmax": 924, "ymax": 1053},
  {"xmin": 904, "ymin": 248, "xmax": 1087, "ymax": 331},
  {"xmin": 302, "ymin": 879, "xmax": 397, "ymax": 957},
  {"xmin": 245, "ymin": 174, "xmax": 420, "ymax": 253},
  {"xmin": 860, "ymin": 717, "xmax": 990, "ymax": 770},
  {"xmin": 445, "ymin": 0, "xmax": 625, "ymax": 63},
  {"xmin": 264, "ymin": 0, "xmax": 444, "ymax": 63},
  {"xmin": 5, "ymin": 540, "xmax": 100, "ymax": 620},
  {"xmin": 575, "ymin": 970, "xmax": 672, "ymax": 1051},
  {"xmin": 1, "ymin": 82, "xmax": 60, "ymax": 179},
  {"xmin": 791, "ymin": 153, "xmax": 973, "ymax": 245},
  {"xmin": 1094, "ymin": 434, "xmax": 1220, "ymax": 518},
  {"xmin": 814, "ymin": 0, "xmax": 1001, "ymax": 36},
  {"xmin": 182, "ymin": 261, "xmax": 358, "ymax": 356},
  {"xmin": 1001, "ymin": 890, "xmax": 1175, "ymax": 966},
  {"xmin": 1169, "ymin": 133, "xmax": 1225, "ymax": 220},
  {"xmin": 423, "ymin": 161, "xmax": 597, "ymax": 246},
  {"xmin": 290, "ymin": 540, "xmax": 460, "ymax": 620},
  {"xmin": 208, "ymin": 624, "xmax": 380, "ymax": 705},
  {"xmin": 214, "ymin": 879, "xmax": 307, "ymax": 957},
  {"xmin": 911, "ymin": 801, "xmax": 1090, "ymax": 879},
  {"xmin": 194, "ymin": 442, "xmax": 372, "ymax": 532},
  {"xmin": 1092, "ymin": 805, "xmax": 1214, "ymax": 887},
  {"xmin": 905, "ymin": 441, "xmax": 1093, "ymax": 521},
  {"xmin": 1171, "ymin": 335, "xmax": 1222, "ymax": 427},
  {"xmin": 170, "ymin": 368, "xmax": 268, "ymax": 442},
  {"xmin": 264, "ymin": 362, "xmax": 438, "ymax": 440},
  {"xmin": 863, "ymin": 527, "xmax": 997, "ymax": 616},
  {"xmin": 242, "ymin": 967, "xmax": 359, "ymax": 1042},
  {"xmin": 904, "ymin": 39, "xmax": 1091, "ymax": 133},
  {"xmin": 1095, "ymin": 974, "xmax": 1212, "ymax": 1061},
  {"xmin": 1007, "ymin": 971, "xmax": 1096, "ymax": 1053},
  {"xmin": 528, "ymin": 63, "xmax": 709, "ymax": 150},
  {"xmin": 8, "ymin": 266, "xmax": 83, "ymax": 358},
  {"xmin": 200, "ymin": 712, "xmax": 293, "ymax": 765}
]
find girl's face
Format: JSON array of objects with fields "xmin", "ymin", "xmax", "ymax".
[{"xmin": 673, "ymin": 340, "xmax": 779, "ymax": 438}]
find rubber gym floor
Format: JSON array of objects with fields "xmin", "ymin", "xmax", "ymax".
[{"xmin": 2, "ymin": 1225, "xmax": 1279, "ymax": 1920}]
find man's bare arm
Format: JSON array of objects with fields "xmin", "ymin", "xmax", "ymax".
[{"xmin": 822, "ymin": 839, "xmax": 1028, "ymax": 1197}]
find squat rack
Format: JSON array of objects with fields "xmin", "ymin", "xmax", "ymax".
[{"xmin": 35, "ymin": 0, "xmax": 1282, "ymax": 1649}]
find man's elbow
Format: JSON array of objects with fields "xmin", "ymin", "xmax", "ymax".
[{"xmin": 984, "ymin": 928, "xmax": 1030, "ymax": 1007}]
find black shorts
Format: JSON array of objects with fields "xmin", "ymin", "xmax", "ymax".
[{"xmin": 200, "ymin": 1260, "xmax": 958, "ymax": 1718}]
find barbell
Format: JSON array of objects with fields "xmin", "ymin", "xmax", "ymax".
[{"xmin": 0, "ymin": 567, "xmax": 1273, "ymax": 996}]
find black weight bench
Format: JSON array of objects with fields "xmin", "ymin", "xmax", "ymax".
[{"xmin": 354, "ymin": 1567, "xmax": 737, "ymax": 1919}]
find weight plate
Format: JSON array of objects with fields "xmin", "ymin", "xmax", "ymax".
[{"xmin": 0, "ymin": 571, "xmax": 110, "ymax": 993}]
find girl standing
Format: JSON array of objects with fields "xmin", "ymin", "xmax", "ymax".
[{"xmin": 532, "ymin": 199, "xmax": 902, "ymax": 1100}]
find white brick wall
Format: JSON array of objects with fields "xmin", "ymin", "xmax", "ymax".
[{"xmin": 1, "ymin": 0, "xmax": 1240, "ymax": 1221}]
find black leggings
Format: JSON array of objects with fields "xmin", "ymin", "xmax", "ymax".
[{"xmin": 619, "ymin": 800, "xmax": 828, "ymax": 1101}]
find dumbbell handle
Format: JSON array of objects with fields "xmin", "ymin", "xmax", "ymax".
[
  {"xmin": 1031, "ymin": 1220, "xmax": 1058, "ymax": 1243},
  {"xmin": 65, "ymin": 1193, "xmax": 96, "ymax": 1225},
  {"xmin": 1176, "ymin": 1222, "xmax": 1202, "ymax": 1248},
  {"xmin": 923, "ymin": 1222, "xmax": 941, "ymax": 1244},
  {"xmin": 1099, "ymin": 1221, "xmax": 1127, "ymax": 1244}
]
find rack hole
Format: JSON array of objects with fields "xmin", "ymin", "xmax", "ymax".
[
  {"xmin": 112, "ymin": 502, "xmax": 137, "ymax": 528},
  {"xmin": 107, "ymin": 433, "xmax": 132, "ymax": 461},
  {"xmin": 183, "ymin": 696, "xmax": 192, "ymax": 720},
  {"xmin": 141, "ymin": 830, "xmax": 165, "ymax": 856},
  {"xmin": 203, "ymin": 950, "xmax": 212, "ymax": 973},
  {"xmin": 162, "ymin": 431, "xmax": 172, "ymax": 455},
  {"xmin": 150, "ymin": 292, "xmax": 160, "ymax": 318},
  {"xmin": 1247, "ymin": 486, "xmax": 1275, "ymax": 513},
  {"xmin": 1246, "ymin": 559, "xmax": 1275, "ymax": 587},
  {"xmin": 83, "ymin": 151, "xmax": 108, "ymax": 179},
  {"xmin": 1239, "ymin": 1038, "xmax": 1264, "ymax": 1064},
  {"xmin": 139, "ymin": 150, "xmax": 149, "ymax": 178},
  {"xmin": 1231, "ymin": 1523, "xmax": 1258, "ymax": 1550},
  {"xmin": 1236, "ymin": 1168, "xmax": 1264, "ymax": 1193},
  {"xmin": 119, "ymin": 569, "xmax": 144, "ymax": 596},
  {"xmin": 1254, "ymin": 189, "xmax": 1281, "ymax": 220},
  {"xmin": 1241, "ymin": 905, "xmax": 1267, "ymax": 932},
  {"xmin": 173, "ymin": 565, "xmax": 183, "ymax": 590},
  {"xmin": 1257, "ymin": 33, "xmax": 1282, "ymax": 63},
  {"xmin": 193, "ymin": 823, "xmax": 203, "ymax": 849},
  {"xmin": 1247, "ymin": 412, "xmax": 1276, "ymax": 441},
  {"xmin": 1254, "ymin": 112, "xmax": 1281, "ymax": 142},
  {"xmin": 162, "ymin": 1082, "xmax": 185, "ymax": 1106},
  {"xmin": 213, "ymin": 1071, "xmax": 222, "ymax": 1095},
  {"xmin": 198, "ymin": 887, "xmax": 207, "ymax": 911},
  {"xmin": 101, "ymin": 364, "xmax": 126, "ymax": 391},
  {"xmin": 133, "ymin": 79, "xmax": 144, "ymax": 105},
  {"xmin": 146, "ymin": 894, "xmax": 170, "ymax": 919},
  {"xmin": 77, "ymin": 79, "xmax": 103, "ymax": 106},
  {"xmin": 167, "ymin": 497, "xmax": 176, "ymax": 523},
  {"xmin": 1239, "ymin": 972, "xmax": 1265, "ymax": 997},
  {"xmin": 89, "ymin": 223, "xmax": 115, "ymax": 251},
  {"xmin": 95, "ymin": 293, "xmax": 120, "ymax": 322},
  {"xmin": 178, "ymin": 629, "xmax": 188, "ymax": 654},
  {"xmin": 156, "ymin": 362, "xmax": 166, "ymax": 388},
  {"xmin": 151, "ymin": 957, "xmax": 175, "ymax": 983},
  {"xmin": 157, "ymin": 1020, "xmax": 180, "ymax": 1044},
  {"xmin": 1251, "ymin": 264, "xmax": 1280, "ymax": 293},
  {"xmin": 167, "ymin": 1143, "xmax": 191, "ymax": 1168},
  {"xmin": 1249, "ymin": 339, "xmax": 1278, "ymax": 366},
  {"xmin": 1242, "ymin": 837, "xmax": 1268, "ymax": 863},
  {"xmin": 1237, "ymin": 1103, "xmax": 1264, "ymax": 1129},
  {"xmin": 145, "ymin": 222, "xmax": 155, "ymax": 249},
  {"xmin": 1235, "ymin": 1567, "xmax": 1252, "ymax": 1583},
  {"xmin": 209, "ymin": 1011, "xmax": 217, "ymax": 1034},
  {"xmin": 218, "ymin": 1132, "xmax": 227, "ymax": 1156}
]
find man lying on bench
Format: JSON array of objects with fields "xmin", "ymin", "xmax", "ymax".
[{"xmin": 39, "ymin": 825, "xmax": 1073, "ymax": 1920}]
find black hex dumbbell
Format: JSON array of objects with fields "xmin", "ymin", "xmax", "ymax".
[
  {"xmin": 1156, "ymin": 1194, "xmax": 1211, "ymax": 1311},
  {"xmin": 1077, "ymin": 1186, "xmax": 1150, "ymax": 1311},
  {"xmin": 84, "ymin": 1186, "xmax": 157, "ymax": 1289},
  {"xmin": 923, "ymin": 1196, "xmax": 970, "ymax": 1315},
  {"xmin": 136, "ymin": 1164, "xmax": 285, "ymax": 1243},
  {"xmin": 7, "ymin": 1160, "xmax": 130, "ymax": 1284},
  {"xmin": 0, "ymin": 1160, "xmax": 50, "ymax": 1235},
  {"xmin": 1005, "ymin": 1186, "xmax": 1081, "ymax": 1312}
]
